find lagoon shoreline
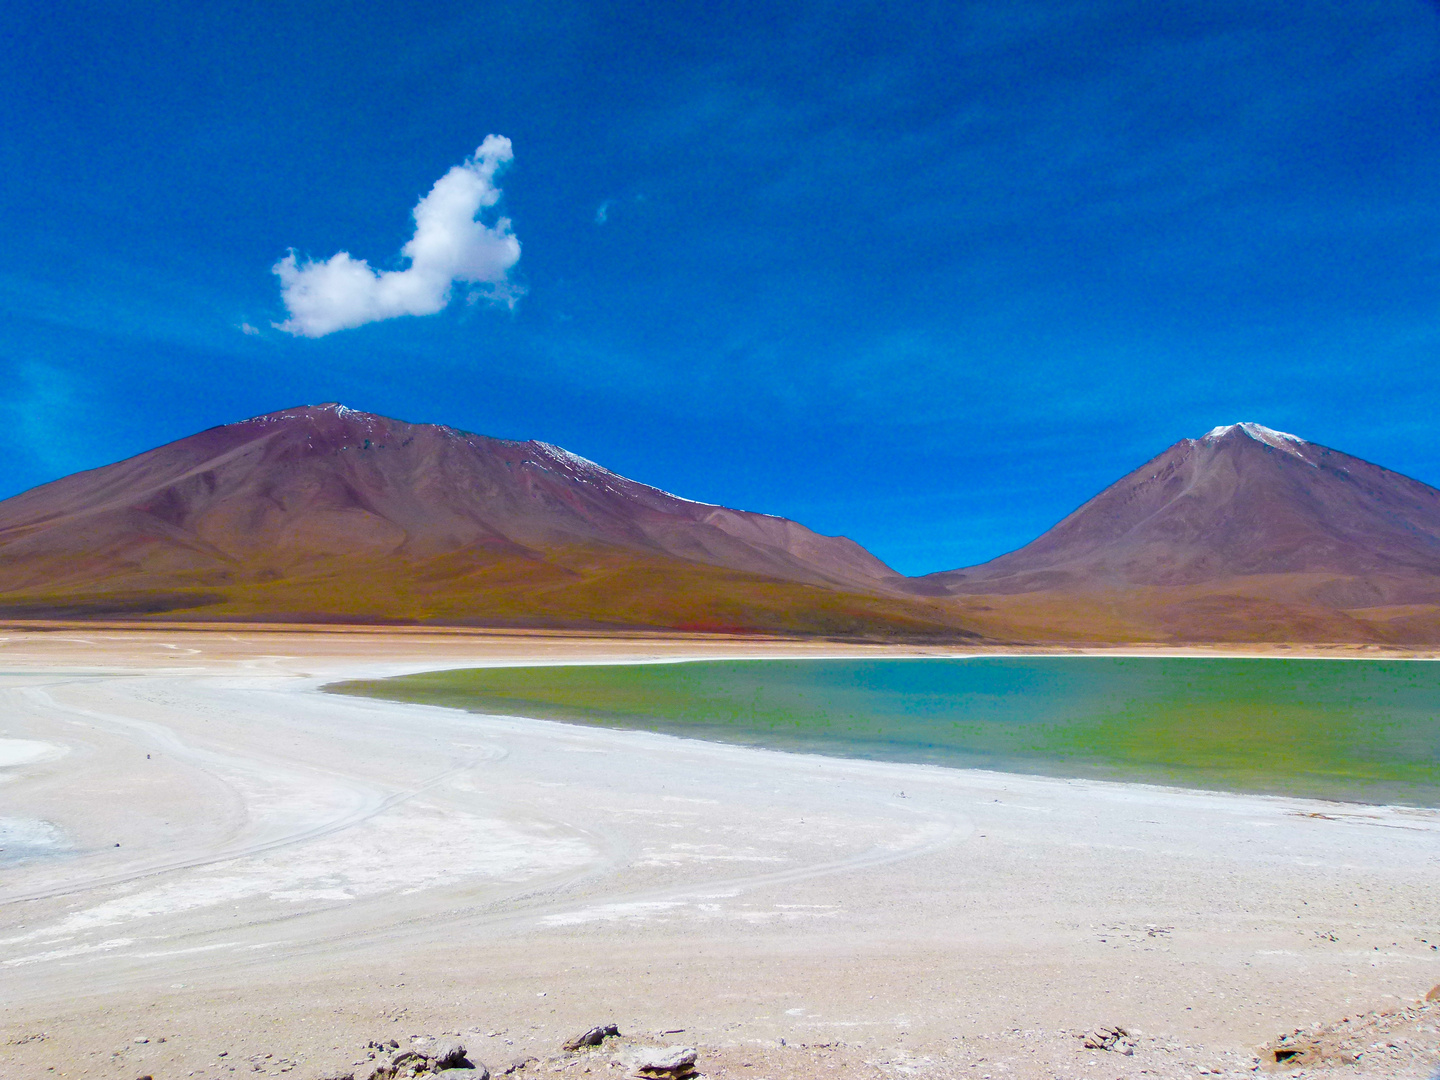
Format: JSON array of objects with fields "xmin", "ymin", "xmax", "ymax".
[
  {"xmin": 328, "ymin": 652, "xmax": 1440, "ymax": 811},
  {"xmin": 2, "ymin": 628, "xmax": 1438, "ymax": 1079}
]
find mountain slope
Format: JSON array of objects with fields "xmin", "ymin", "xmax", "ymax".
[
  {"xmin": 0, "ymin": 404, "xmax": 976, "ymax": 637},
  {"xmin": 923, "ymin": 423, "xmax": 1440, "ymax": 643}
]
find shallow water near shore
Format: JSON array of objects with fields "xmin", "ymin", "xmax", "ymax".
[
  {"xmin": 0, "ymin": 816, "xmax": 70, "ymax": 866},
  {"xmin": 330, "ymin": 656, "xmax": 1440, "ymax": 806}
]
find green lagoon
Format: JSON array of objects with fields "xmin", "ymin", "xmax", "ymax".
[{"xmin": 328, "ymin": 657, "xmax": 1440, "ymax": 806}]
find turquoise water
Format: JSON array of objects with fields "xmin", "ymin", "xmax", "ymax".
[{"xmin": 329, "ymin": 657, "xmax": 1440, "ymax": 805}]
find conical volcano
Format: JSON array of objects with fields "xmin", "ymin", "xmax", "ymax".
[
  {"xmin": 924, "ymin": 423, "xmax": 1440, "ymax": 642},
  {"xmin": 0, "ymin": 404, "xmax": 975, "ymax": 637}
]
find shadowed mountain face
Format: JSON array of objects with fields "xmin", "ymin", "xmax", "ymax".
[
  {"xmin": 0, "ymin": 405, "xmax": 975, "ymax": 636},
  {"xmin": 923, "ymin": 423, "xmax": 1440, "ymax": 643}
]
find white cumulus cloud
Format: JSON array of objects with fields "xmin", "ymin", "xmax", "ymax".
[{"xmin": 273, "ymin": 136, "xmax": 522, "ymax": 338}]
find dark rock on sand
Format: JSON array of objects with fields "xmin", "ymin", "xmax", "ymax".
[{"xmin": 563, "ymin": 1024, "xmax": 620, "ymax": 1051}]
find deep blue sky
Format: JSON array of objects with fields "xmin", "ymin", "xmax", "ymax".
[{"xmin": 3, "ymin": 1, "xmax": 1439, "ymax": 573}]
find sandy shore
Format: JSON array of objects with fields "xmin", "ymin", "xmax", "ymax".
[{"xmin": 1, "ymin": 627, "xmax": 1437, "ymax": 1080}]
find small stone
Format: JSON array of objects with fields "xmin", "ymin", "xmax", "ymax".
[
  {"xmin": 134, "ymin": 1037, "xmax": 150, "ymax": 1044},
  {"xmin": 626, "ymin": 1046, "xmax": 699, "ymax": 1079},
  {"xmin": 637, "ymin": 1048, "xmax": 697, "ymax": 1070},
  {"xmin": 564, "ymin": 1025, "xmax": 620, "ymax": 1052},
  {"xmin": 435, "ymin": 1070, "xmax": 488, "ymax": 1079},
  {"xmin": 313, "ymin": 1071, "xmax": 355, "ymax": 1080},
  {"xmin": 432, "ymin": 1038, "xmax": 469, "ymax": 1069},
  {"xmin": 1426, "ymin": 985, "xmax": 1440, "ymax": 1002}
]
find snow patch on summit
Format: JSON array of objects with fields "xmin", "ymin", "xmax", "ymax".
[
  {"xmin": 244, "ymin": 403, "xmax": 364, "ymax": 427},
  {"xmin": 533, "ymin": 442, "xmax": 715, "ymax": 506},
  {"xmin": 1201, "ymin": 422, "xmax": 1310, "ymax": 460},
  {"xmin": 534, "ymin": 442, "xmax": 616, "ymax": 476}
]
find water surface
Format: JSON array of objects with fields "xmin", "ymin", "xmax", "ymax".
[{"xmin": 329, "ymin": 657, "xmax": 1440, "ymax": 805}]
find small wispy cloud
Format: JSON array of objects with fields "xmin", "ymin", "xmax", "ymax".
[
  {"xmin": 239, "ymin": 321, "xmax": 260, "ymax": 336},
  {"xmin": 595, "ymin": 200, "xmax": 611, "ymax": 225},
  {"xmin": 273, "ymin": 136, "xmax": 522, "ymax": 338}
]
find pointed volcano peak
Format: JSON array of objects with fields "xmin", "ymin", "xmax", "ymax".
[
  {"xmin": 233, "ymin": 401, "xmax": 384, "ymax": 433},
  {"xmin": 928, "ymin": 419, "xmax": 1440, "ymax": 597},
  {"xmin": 1198, "ymin": 421, "xmax": 1308, "ymax": 456},
  {"xmin": 243, "ymin": 401, "xmax": 370, "ymax": 422}
]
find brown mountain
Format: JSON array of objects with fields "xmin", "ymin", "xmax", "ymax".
[
  {"xmin": 0, "ymin": 404, "xmax": 977, "ymax": 637},
  {"xmin": 9, "ymin": 410, "xmax": 1439, "ymax": 643},
  {"xmin": 924, "ymin": 423, "xmax": 1440, "ymax": 643}
]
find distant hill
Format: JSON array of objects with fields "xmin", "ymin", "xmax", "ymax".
[
  {"xmin": 0, "ymin": 404, "xmax": 979, "ymax": 638},
  {"xmin": 924, "ymin": 423, "xmax": 1440, "ymax": 643}
]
